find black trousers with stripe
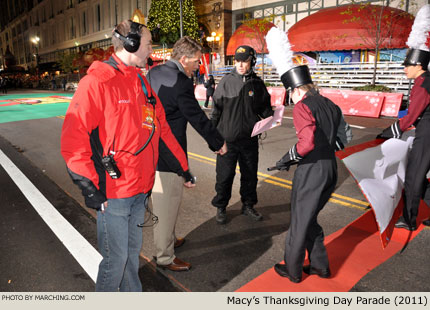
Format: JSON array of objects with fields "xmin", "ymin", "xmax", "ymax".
[
  {"xmin": 284, "ymin": 158, "xmax": 337, "ymax": 279},
  {"xmin": 403, "ymin": 118, "xmax": 430, "ymax": 226}
]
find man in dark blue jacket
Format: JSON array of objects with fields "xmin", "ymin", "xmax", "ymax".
[{"xmin": 147, "ymin": 36, "xmax": 226, "ymax": 271}]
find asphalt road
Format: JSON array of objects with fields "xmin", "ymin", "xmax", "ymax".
[{"xmin": 0, "ymin": 89, "xmax": 429, "ymax": 292}]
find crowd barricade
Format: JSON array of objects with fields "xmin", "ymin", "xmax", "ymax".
[
  {"xmin": 194, "ymin": 84, "xmax": 207, "ymax": 101},
  {"xmin": 380, "ymin": 93, "xmax": 404, "ymax": 117},
  {"xmin": 196, "ymin": 82, "xmax": 403, "ymax": 119},
  {"xmin": 319, "ymin": 89, "xmax": 403, "ymax": 118},
  {"xmin": 320, "ymin": 88, "xmax": 385, "ymax": 118},
  {"xmin": 267, "ymin": 87, "xmax": 286, "ymax": 107}
]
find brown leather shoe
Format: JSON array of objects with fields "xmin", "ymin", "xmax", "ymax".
[
  {"xmin": 174, "ymin": 237, "xmax": 185, "ymax": 248},
  {"xmin": 157, "ymin": 257, "xmax": 191, "ymax": 272}
]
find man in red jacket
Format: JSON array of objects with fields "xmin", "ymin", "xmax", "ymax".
[{"xmin": 61, "ymin": 20, "xmax": 192, "ymax": 291}]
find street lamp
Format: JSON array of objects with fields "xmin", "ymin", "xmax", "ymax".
[
  {"xmin": 206, "ymin": 32, "xmax": 220, "ymax": 73},
  {"xmin": 31, "ymin": 36, "xmax": 40, "ymax": 85}
]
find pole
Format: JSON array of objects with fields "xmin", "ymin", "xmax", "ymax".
[
  {"xmin": 179, "ymin": 0, "xmax": 184, "ymax": 37},
  {"xmin": 36, "ymin": 47, "xmax": 40, "ymax": 88},
  {"xmin": 211, "ymin": 42, "xmax": 214, "ymax": 73},
  {"xmin": 115, "ymin": 0, "xmax": 118, "ymax": 25}
]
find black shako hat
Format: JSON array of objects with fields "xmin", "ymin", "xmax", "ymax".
[
  {"xmin": 402, "ymin": 48, "xmax": 430, "ymax": 69},
  {"xmin": 280, "ymin": 65, "xmax": 313, "ymax": 90}
]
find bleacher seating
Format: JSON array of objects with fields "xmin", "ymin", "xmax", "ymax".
[{"xmin": 211, "ymin": 61, "xmax": 411, "ymax": 99}]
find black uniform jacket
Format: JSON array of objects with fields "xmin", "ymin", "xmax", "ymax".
[
  {"xmin": 211, "ymin": 68, "xmax": 273, "ymax": 142},
  {"xmin": 147, "ymin": 60, "xmax": 224, "ymax": 173},
  {"xmin": 399, "ymin": 71, "xmax": 430, "ymax": 131},
  {"xmin": 293, "ymin": 89, "xmax": 343, "ymax": 164}
]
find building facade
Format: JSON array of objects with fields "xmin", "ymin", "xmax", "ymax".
[
  {"xmin": 0, "ymin": 0, "xmax": 428, "ymax": 72},
  {"xmin": 0, "ymin": 0, "xmax": 151, "ymax": 71}
]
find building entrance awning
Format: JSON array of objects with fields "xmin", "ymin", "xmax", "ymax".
[
  {"xmin": 288, "ymin": 5, "xmax": 414, "ymax": 52},
  {"xmin": 226, "ymin": 20, "xmax": 276, "ymax": 56}
]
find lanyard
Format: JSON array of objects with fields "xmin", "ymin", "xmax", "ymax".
[{"xmin": 137, "ymin": 74, "xmax": 148, "ymax": 97}]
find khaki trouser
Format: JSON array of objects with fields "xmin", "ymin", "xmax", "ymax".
[{"xmin": 150, "ymin": 171, "xmax": 183, "ymax": 265}]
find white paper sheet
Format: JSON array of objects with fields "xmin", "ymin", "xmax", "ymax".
[{"xmin": 251, "ymin": 105, "xmax": 285, "ymax": 137}]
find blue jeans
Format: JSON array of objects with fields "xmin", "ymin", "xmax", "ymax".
[{"xmin": 95, "ymin": 192, "xmax": 148, "ymax": 292}]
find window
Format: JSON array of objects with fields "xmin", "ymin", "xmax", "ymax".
[
  {"xmin": 70, "ymin": 17, "xmax": 75, "ymax": 39},
  {"xmin": 95, "ymin": 4, "xmax": 101, "ymax": 31},
  {"xmin": 52, "ymin": 28, "xmax": 56, "ymax": 45},
  {"xmin": 254, "ymin": 10, "xmax": 263, "ymax": 18},
  {"xmin": 264, "ymin": 8, "xmax": 273, "ymax": 16},
  {"xmin": 275, "ymin": 6, "xmax": 285, "ymax": 15},
  {"xmin": 81, "ymin": 11, "xmax": 87, "ymax": 35}
]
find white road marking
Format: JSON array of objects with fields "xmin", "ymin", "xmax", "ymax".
[
  {"xmin": 0, "ymin": 149, "xmax": 101, "ymax": 283},
  {"xmin": 282, "ymin": 116, "xmax": 366, "ymax": 129},
  {"xmin": 350, "ymin": 124, "xmax": 366, "ymax": 129}
]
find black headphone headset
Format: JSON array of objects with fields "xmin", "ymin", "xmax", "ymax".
[{"xmin": 113, "ymin": 20, "xmax": 143, "ymax": 53}]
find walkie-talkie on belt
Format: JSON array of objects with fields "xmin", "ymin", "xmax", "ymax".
[{"xmin": 102, "ymin": 154, "xmax": 121, "ymax": 179}]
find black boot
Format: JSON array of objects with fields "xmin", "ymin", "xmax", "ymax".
[
  {"xmin": 303, "ymin": 265, "xmax": 331, "ymax": 278},
  {"xmin": 241, "ymin": 205, "xmax": 263, "ymax": 221},
  {"xmin": 274, "ymin": 264, "xmax": 301, "ymax": 283},
  {"xmin": 422, "ymin": 218, "xmax": 430, "ymax": 226},
  {"xmin": 216, "ymin": 207, "xmax": 227, "ymax": 224}
]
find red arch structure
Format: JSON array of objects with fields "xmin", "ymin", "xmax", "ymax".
[
  {"xmin": 226, "ymin": 20, "xmax": 276, "ymax": 56},
  {"xmin": 288, "ymin": 5, "xmax": 414, "ymax": 52}
]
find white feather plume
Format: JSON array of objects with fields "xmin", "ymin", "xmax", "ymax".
[
  {"xmin": 265, "ymin": 26, "xmax": 295, "ymax": 77},
  {"xmin": 406, "ymin": 4, "xmax": 430, "ymax": 51}
]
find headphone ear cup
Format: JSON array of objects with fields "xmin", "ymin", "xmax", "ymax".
[{"xmin": 123, "ymin": 33, "xmax": 141, "ymax": 53}]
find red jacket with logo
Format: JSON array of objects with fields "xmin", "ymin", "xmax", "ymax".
[{"xmin": 61, "ymin": 54, "xmax": 189, "ymax": 199}]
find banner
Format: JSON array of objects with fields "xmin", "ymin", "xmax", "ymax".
[{"xmin": 336, "ymin": 131, "xmax": 415, "ymax": 247}]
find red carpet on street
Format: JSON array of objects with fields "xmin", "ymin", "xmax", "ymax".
[{"xmin": 237, "ymin": 201, "xmax": 429, "ymax": 292}]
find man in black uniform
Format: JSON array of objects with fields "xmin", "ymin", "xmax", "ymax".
[
  {"xmin": 378, "ymin": 47, "xmax": 430, "ymax": 231},
  {"xmin": 265, "ymin": 26, "xmax": 352, "ymax": 283},
  {"xmin": 269, "ymin": 64, "xmax": 350, "ymax": 283},
  {"xmin": 210, "ymin": 45, "xmax": 273, "ymax": 224}
]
